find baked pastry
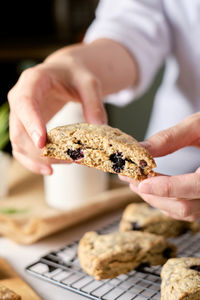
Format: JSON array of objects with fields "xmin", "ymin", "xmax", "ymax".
[
  {"xmin": 0, "ymin": 284, "xmax": 21, "ymax": 300},
  {"xmin": 119, "ymin": 203, "xmax": 199, "ymax": 237},
  {"xmin": 161, "ymin": 257, "xmax": 200, "ymax": 300},
  {"xmin": 42, "ymin": 123, "xmax": 156, "ymax": 180},
  {"xmin": 78, "ymin": 231, "xmax": 176, "ymax": 280}
]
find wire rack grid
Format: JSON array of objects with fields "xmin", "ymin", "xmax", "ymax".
[{"xmin": 26, "ymin": 219, "xmax": 200, "ymax": 300}]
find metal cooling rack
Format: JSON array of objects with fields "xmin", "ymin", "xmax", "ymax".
[{"xmin": 26, "ymin": 219, "xmax": 200, "ymax": 300}]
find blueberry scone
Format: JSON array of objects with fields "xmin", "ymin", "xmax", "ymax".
[
  {"xmin": 78, "ymin": 231, "xmax": 176, "ymax": 280},
  {"xmin": 161, "ymin": 257, "xmax": 200, "ymax": 300},
  {"xmin": 119, "ymin": 203, "xmax": 199, "ymax": 237},
  {"xmin": 0, "ymin": 284, "xmax": 21, "ymax": 300},
  {"xmin": 42, "ymin": 123, "xmax": 156, "ymax": 180}
]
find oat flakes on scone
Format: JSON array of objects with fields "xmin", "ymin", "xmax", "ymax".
[{"xmin": 42, "ymin": 123, "xmax": 156, "ymax": 180}]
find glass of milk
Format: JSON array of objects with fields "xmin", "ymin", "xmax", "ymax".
[{"xmin": 44, "ymin": 102, "xmax": 108, "ymax": 210}]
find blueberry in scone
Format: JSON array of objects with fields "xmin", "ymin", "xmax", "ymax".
[
  {"xmin": 78, "ymin": 231, "xmax": 176, "ymax": 280},
  {"xmin": 161, "ymin": 257, "xmax": 200, "ymax": 300},
  {"xmin": 119, "ymin": 203, "xmax": 200, "ymax": 237},
  {"xmin": 42, "ymin": 123, "xmax": 156, "ymax": 180}
]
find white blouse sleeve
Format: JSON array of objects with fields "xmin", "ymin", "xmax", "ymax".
[{"xmin": 84, "ymin": 0, "xmax": 172, "ymax": 106}]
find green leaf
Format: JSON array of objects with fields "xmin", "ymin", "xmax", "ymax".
[
  {"xmin": 0, "ymin": 102, "xmax": 9, "ymax": 150},
  {"xmin": 0, "ymin": 208, "xmax": 29, "ymax": 214},
  {"xmin": 0, "ymin": 131, "xmax": 9, "ymax": 151}
]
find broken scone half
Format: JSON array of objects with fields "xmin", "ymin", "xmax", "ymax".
[{"xmin": 42, "ymin": 123, "xmax": 156, "ymax": 180}]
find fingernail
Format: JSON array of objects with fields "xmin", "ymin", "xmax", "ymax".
[
  {"xmin": 139, "ymin": 182, "xmax": 152, "ymax": 194},
  {"xmin": 93, "ymin": 118, "xmax": 107, "ymax": 125},
  {"xmin": 32, "ymin": 131, "xmax": 41, "ymax": 148},
  {"xmin": 160, "ymin": 210, "xmax": 169, "ymax": 216},
  {"xmin": 40, "ymin": 167, "xmax": 51, "ymax": 175},
  {"xmin": 91, "ymin": 112, "xmax": 107, "ymax": 125},
  {"xmin": 118, "ymin": 175, "xmax": 131, "ymax": 183},
  {"xmin": 140, "ymin": 141, "xmax": 151, "ymax": 150}
]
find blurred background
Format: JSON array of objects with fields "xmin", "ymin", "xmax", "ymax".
[{"xmin": 0, "ymin": 0, "xmax": 163, "ymax": 155}]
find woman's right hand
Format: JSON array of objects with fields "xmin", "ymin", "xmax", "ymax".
[
  {"xmin": 8, "ymin": 39, "xmax": 138, "ymax": 175},
  {"xmin": 8, "ymin": 46, "xmax": 108, "ymax": 175}
]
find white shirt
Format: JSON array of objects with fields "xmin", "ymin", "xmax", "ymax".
[{"xmin": 85, "ymin": 0, "xmax": 200, "ymax": 175}]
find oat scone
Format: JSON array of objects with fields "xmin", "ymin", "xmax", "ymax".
[
  {"xmin": 119, "ymin": 203, "xmax": 199, "ymax": 237},
  {"xmin": 0, "ymin": 284, "xmax": 21, "ymax": 300},
  {"xmin": 161, "ymin": 257, "xmax": 200, "ymax": 300},
  {"xmin": 42, "ymin": 123, "xmax": 156, "ymax": 180},
  {"xmin": 78, "ymin": 231, "xmax": 176, "ymax": 280}
]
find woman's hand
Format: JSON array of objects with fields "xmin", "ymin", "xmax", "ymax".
[
  {"xmin": 8, "ymin": 39, "xmax": 138, "ymax": 175},
  {"xmin": 8, "ymin": 53, "xmax": 106, "ymax": 175},
  {"xmin": 120, "ymin": 113, "xmax": 200, "ymax": 221}
]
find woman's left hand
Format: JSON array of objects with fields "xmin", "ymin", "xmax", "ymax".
[{"xmin": 119, "ymin": 113, "xmax": 200, "ymax": 221}]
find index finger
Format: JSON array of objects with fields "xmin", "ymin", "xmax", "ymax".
[
  {"xmin": 8, "ymin": 67, "xmax": 48, "ymax": 148},
  {"xmin": 72, "ymin": 67, "xmax": 107, "ymax": 125}
]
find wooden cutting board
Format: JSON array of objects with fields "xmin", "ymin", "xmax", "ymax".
[
  {"xmin": 0, "ymin": 257, "xmax": 41, "ymax": 300},
  {"xmin": 0, "ymin": 160, "xmax": 140, "ymax": 244}
]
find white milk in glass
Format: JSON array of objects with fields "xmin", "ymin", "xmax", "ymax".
[{"xmin": 44, "ymin": 102, "xmax": 108, "ymax": 210}]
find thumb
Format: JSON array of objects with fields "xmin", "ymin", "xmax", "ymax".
[{"xmin": 140, "ymin": 115, "xmax": 200, "ymax": 157}]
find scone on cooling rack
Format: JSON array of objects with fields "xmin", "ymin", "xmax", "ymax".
[
  {"xmin": 161, "ymin": 257, "xmax": 200, "ymax": 300},
  {"xmin": 78, "ymin": 231, "xmax": 176, "ymax": 280},
  {"xmin": 42, "ymin": 123, "xmax": 156, "ymax": 180},
  {"xmin": 119, "ymin": 203, "xmax": 200, "ymax": 237}
]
